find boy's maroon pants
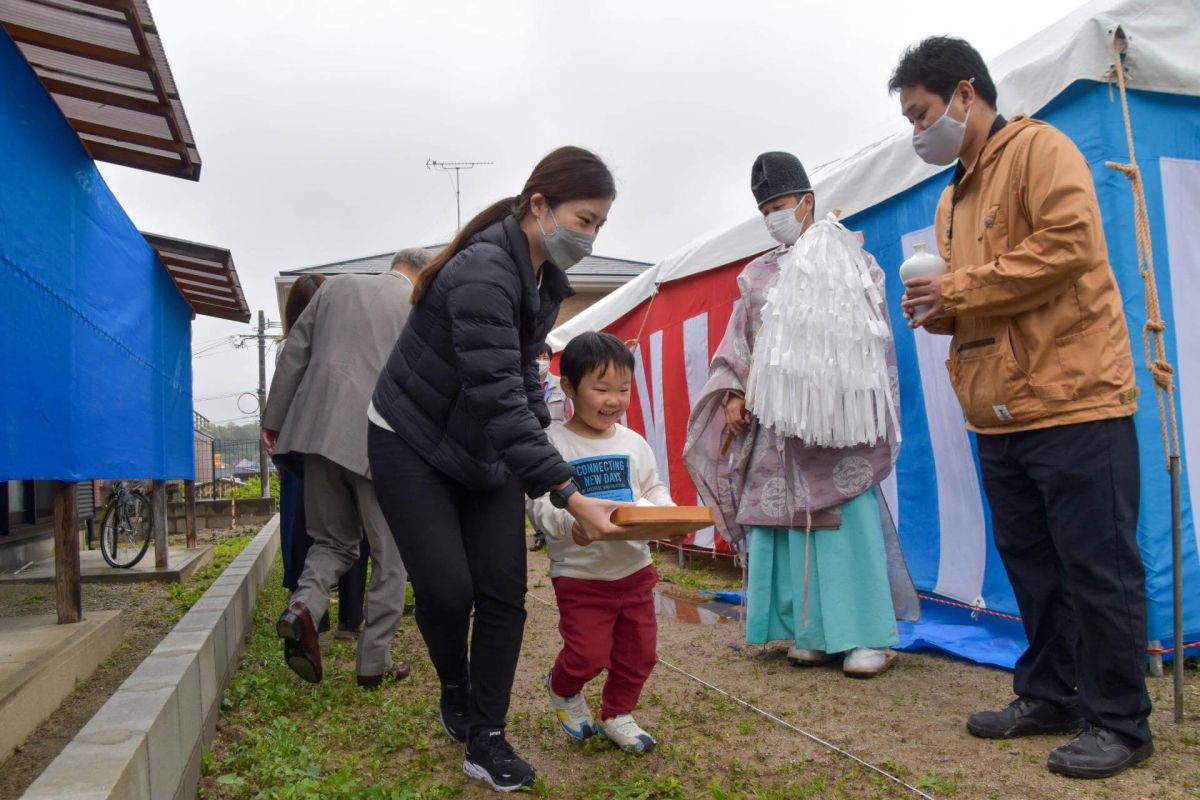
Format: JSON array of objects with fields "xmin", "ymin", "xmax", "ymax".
[{"xmin": 549, "ymin": 565, "xmax": 658, "ymax": 720}]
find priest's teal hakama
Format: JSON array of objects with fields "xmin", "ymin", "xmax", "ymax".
[{"xmin": 746, "ymin": 488, "xmax": 898, "ymax": 651}]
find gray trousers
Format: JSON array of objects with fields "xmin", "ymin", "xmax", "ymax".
[{"xmin": 291, "ymin": 454, "xmax": 407, "ymax": 675}]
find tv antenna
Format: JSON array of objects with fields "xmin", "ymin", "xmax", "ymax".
[{"xmin": 426, "ymin": 159, "xmax": 493, "ymax": 230}]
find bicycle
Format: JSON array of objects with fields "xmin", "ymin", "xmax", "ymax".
[{"xmin": 99, "ymin": 480, "xmax": 153, "ymax": 568}]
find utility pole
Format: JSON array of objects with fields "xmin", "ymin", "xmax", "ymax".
[
  {"xmin": 426, "ymin": 159, "xmax": 493, "ymax": 230},
  {"xmin": 257, "ymin": 310, "xmax": 269, "ymax": 498}
]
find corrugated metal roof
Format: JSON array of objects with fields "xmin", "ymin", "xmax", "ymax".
[
  {"xmin": 143, "ymin": 232, "xmax": 250, "ymax": 322},
  {"xmin": 281, "ymin": 246, "xmax": 652, "ymax": 281},
  {"xmin": 0, "ymin": 0, "xmax": 201, "ymax": 179}
]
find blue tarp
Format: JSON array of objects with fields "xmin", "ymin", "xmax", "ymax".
[
  {"xmin": 0, "ymin": 31, "xmax": 194, "ymax": 481},
  {"xmin": 896, "ymin": 600, "xmax": 1028, "ymax": 671},
  {"xmin": 847, "ymin": 81, "xmax": 1200, "ymax": 649}
]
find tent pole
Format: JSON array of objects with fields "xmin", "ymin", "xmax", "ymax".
[{"xmin": 1171, "ymin": 455, "xmax": 1184, "ymax": 723}]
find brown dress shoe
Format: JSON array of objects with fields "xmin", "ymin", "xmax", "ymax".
[
  {"xmin": 277, "ymin": 601, "xmax": 322, "ymax": 683},
  {"xmin": 357, "ymin": 662, "xmax": 412, "ymax": 689}
]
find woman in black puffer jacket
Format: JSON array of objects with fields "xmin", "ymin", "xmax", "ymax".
[{"xmin": 368, "ymin": 146, "xmax": 624, "ymax": 792}]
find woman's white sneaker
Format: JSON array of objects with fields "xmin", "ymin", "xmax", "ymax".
[
  {"xmin": 599, "ymin": 714, "xmax": 657, "ymax": 753},
  {"xmin": 546, "ymin": 671, "xmax": 597, "ymax": 739},
  {"xmin": 842, "ymin": 647, "xmax": 897, "ymax": 678}
]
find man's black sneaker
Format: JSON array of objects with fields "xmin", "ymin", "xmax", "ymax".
[
  {"xmin": 967, "ymin": 697, "xmax": 1083, "ymax": 739},
  {"xmin": 1047, "ymin": 725, "xmax": 1154, "ymax": 779},
  {"xmin": 440, "ymin": 682, "xmax": 470, "ymax": 743},
  {"xmin": 463, "ymin": 729, "xmax": 536, "ymax": 793}
]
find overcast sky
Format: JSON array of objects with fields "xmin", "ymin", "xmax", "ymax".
[{"xmin": 97, "ymin": 0, "xmax": 1088, "ymax": 428}]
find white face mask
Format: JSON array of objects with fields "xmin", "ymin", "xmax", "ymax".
[
  {"xmin": 912, "ymin": 90, "xmax": 971, "ymax": 166},
  {"xmin": 764, "ymin": 200, "xmax": 811, "ymax": 246},
  {"xmin": 537, "ymin": 359, "xmax": 550, "ymax": 380}
]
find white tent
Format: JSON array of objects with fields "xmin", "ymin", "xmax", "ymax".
[
  {"xmin": 549, "ymin": 0, "xmax": 1200, "ymax": 663},
  {"xmin": 551, "ymin": 0, "xmax": 1200, "ymax": 348}
]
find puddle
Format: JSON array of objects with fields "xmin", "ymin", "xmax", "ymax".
[{"xmin": 654, "ymin": 590, "xmax": 742, "ymax": 625}]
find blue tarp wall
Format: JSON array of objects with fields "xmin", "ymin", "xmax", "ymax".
[
  {"xmin": 0, "ymin": 31, "xmax": 194, "ymax": 481},
  {"xmin": 848, "ymin": 80, "xmax": 1200, "ymax": 663}
]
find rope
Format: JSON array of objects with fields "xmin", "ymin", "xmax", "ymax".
[
  {"xmin": 525, "ymin": 591, "xmax": 936, "ymax": 800},
  {"xmin": 625, "ymin": 286, "xmax": 660, "ymax": 353},
  {"xmin": 1104, "ymin": 35, "xmax": 1183, "ymax": 471},
  {"xmin": 916, "ymin": 593, "xmax": 1023, "ymax": 623},
  {"xmin": 1147, "ymin": 642, "xmax": 1200, "ymax": 656},
  {"xmin": 919, "ymin": 593, "xmax": 1200, "ymax": 658},
  {"xmin": 650, "ymin": 538, "xmax": 738, "ymax": 558}
]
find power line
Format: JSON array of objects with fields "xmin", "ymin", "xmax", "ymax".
[
  {"xmin": 194, "ymin": 344, "xmax": 246, "ymax": 359},
  {"xmin": 194, "ymin": 391, "xmax": 246, "ymax": 403},
  {"xmin": 193, "ymin": 334, "xmax": 234, "ymax": 350},
  {"xmin": 192, "ymin": 337, "xmax": 236, "ymax": 355}
]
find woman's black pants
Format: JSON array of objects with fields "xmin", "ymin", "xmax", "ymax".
[{"xmin": 368, "ymin": 422, "xmax": 527, "ymax": 734}]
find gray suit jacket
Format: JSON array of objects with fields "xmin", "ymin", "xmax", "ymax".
[{"xmin": 264, "ymin": 272, "xmax": 412, "ymax": 478}]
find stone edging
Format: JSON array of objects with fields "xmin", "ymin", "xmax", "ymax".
[{"xmin": 21, "ymin": 516, "xmax": 280, "ymax": 800}]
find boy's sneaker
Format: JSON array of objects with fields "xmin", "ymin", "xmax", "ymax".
[
  {"xmin": 463, "ymin": 729, "xmax": 536, "ymax": 792},
  {"xmin": 439, "ymin": 682, "xmax": 470, "ymax": 743},
  {"xmin": 599, "ymin": 714, "xmax": 657, "ymax": 753},
  {"xmin": 546, "ymin": 670, "xmax": 597, "ymax": 739}
]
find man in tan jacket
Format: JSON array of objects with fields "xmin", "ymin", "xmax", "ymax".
[{"xmin": 890, "ymin": 37, "xmax": 1152, "ymax": 779}]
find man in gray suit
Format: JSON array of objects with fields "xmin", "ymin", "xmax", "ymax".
[{"xmin": 263, "ymin": 248, "xmax": 431, "ymax": 687}]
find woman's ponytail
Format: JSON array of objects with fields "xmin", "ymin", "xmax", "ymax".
[{"xmin": 411, "ymin": 196, "xmax": 517, "ymax": 304}]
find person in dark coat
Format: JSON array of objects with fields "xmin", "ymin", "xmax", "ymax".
[
  {"xmin": 368, "ymin": 146, "xmax": 626, "ymax": 793},
  {"xmin": 277, "ymin": 272, "xmax": 370, "ymax": 639}
]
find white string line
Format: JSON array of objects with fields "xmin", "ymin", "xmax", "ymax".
[{"xmin": 526, "ymin": 591, "xmax": 936, "ymax": 800}]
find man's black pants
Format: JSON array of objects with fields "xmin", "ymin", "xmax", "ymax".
[
  {"xmin": 977, "ymin": 415, "xmax": 1152, "ymax": 745},
  {"xmin": 368, "ymin": 422, "xmax": 527, "ymax": 735}
]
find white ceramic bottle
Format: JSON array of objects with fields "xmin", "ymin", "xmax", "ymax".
[{"xmin": 898, "ymin": 243, "xmax": 948, "ymax": 321}]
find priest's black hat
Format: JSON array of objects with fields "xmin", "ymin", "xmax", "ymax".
[{"xmin": 751, "ymin": 151, "xmax": 811, "ymax": 208}]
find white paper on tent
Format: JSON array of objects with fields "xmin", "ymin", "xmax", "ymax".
[{"xmin": 743, "ymin": 216, "xmax": 899, "ymax": 448}]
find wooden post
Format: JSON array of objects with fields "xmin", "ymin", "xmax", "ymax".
[
  {"xmin": 184, "ymin": 479, "xmax": 197, "ymax": 549},
  {"xmin": 54, "ymin": 481, "xmax": 82, "ymax": 624},
  {"xmin": 152, "ymin": 480, "xmax": 168, "ymax": 569}
]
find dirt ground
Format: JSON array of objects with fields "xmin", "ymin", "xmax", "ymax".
[
  {"xmin": 200, "ymin": 547, "xmax": 1200, "ymax": 800},
  {"xmin": 0, "ymin": 528, "xmax": 254, "ymax": 800}
]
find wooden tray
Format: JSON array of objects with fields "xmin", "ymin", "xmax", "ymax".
[{"xmin": 597, "ymin": 506, "xmax": 715, "ymax": 541}]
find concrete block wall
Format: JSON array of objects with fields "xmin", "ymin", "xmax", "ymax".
[
  {"xmin": 234, "ymin": 497, "xmax": 276, "ymax": 528},
  {"xmin": 167, "ymin": 503, "xmax": 187, "ymax": 536},
  {"xmin": 21, "ymin": 516, "xmax": 280, "ymax": 800}
]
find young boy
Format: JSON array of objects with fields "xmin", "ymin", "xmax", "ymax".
[{"xmin": 527, "ymin": 331, "xmax": 673, "ymax": 753}]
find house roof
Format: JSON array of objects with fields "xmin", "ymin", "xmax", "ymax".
[
  {"xmin": 143, "ymin": 232, "xmax": 251, "ymax": 322},
  {"xmin": 0, "ymin": 0, "xmax": 201, "ymax": 179},
  {"xmin": 281, "ymin": 247, "xmax": 652, "ymax": 287}
]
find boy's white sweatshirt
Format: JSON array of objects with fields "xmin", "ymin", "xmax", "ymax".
[{"xmin": 527, "ymin": 422, "xmax": 674, "ymax": 581}]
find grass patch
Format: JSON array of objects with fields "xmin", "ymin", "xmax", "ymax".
[
  {"xmin": 589, "ymin": 775, "xmax": 689, "ymax": 799},
  {"xmin": 168, "ymin": 535, "xmax": 253, "ymax": 615},
  {"xmin": 202, "ymin": 551, "xmax": 957, "ymax": 799},
  {"xmin": 202, "ymin": 562, "xmax": 467, "ymax": 799},
  {"xmin": 651, "ymin": 551, "xmax": 742, "ymax": 595},
  {"xmin": 915, "ymin": 772, "xmax": 960, "ymax": 794}
]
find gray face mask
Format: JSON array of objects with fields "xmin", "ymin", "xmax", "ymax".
[{"xmin": 537, "ymin": 207, "xmax": 594, "ymax": 269}]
